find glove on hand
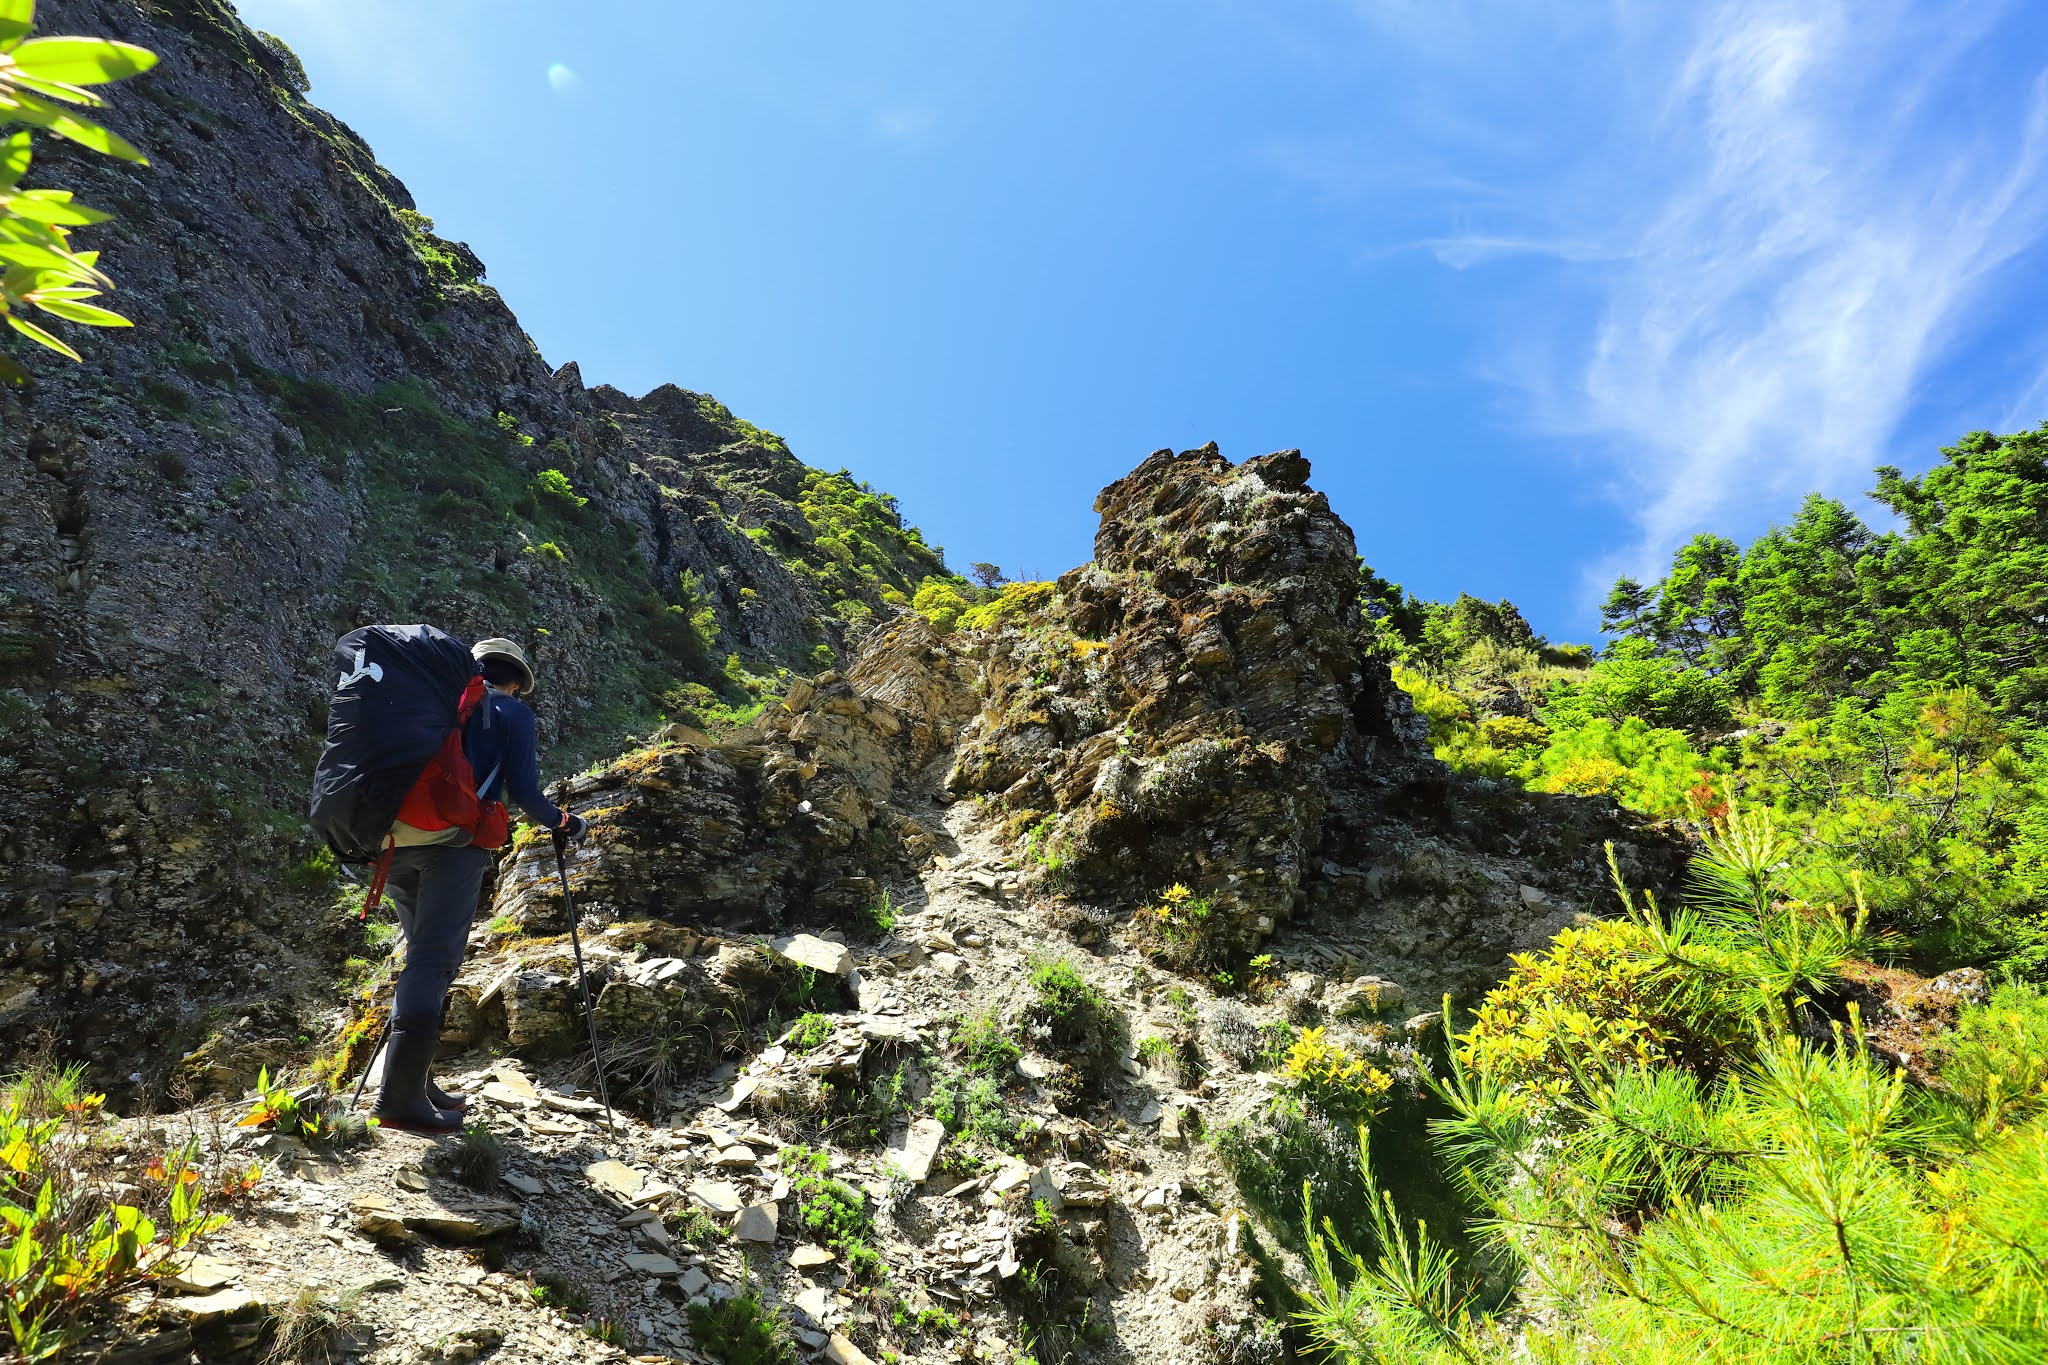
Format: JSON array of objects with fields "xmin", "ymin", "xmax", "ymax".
[{"xmin": 558, "ymin": 812, "xmax": 588, "ymax": 840}]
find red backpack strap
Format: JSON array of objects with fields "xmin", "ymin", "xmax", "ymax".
[
  {"xmin": 359, "ymin": 837, "xmax": 396, "ymax": 921},
  {"xmin": 455, "ymin": 675, "xmax": 487, "ymax": 725}
]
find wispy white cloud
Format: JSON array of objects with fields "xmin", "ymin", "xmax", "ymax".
[
  {"xmin": 1278, "ymin": 0, "xmax": 2048, "ymax": 578},
  {"xmin": 546, "ymin": 62, "xmax": 578, "ymax": 95},
  {"xmin": 1570, "ymin": 2, "xmax": 2048, "ymax": 563},
  {"xmin": 874, "ymin": 106, "xmax": 937, "ymax": 142}
]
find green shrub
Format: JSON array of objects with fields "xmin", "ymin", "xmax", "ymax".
[
  {"xmin": 855, "ymin": 889, "xmax": 896, "ymax": 937},
  {"xmin": 913, "ymin": 578, "xmax": 973, "ymax": 631},
  {"xmin": 958, "ymin": 580, "xmax": 1056, "ymax": 632},
  {"xmin": 534, "ymin": 467, "xmax": 585, "ymax": 508},
  {"xmin": 1529, "ymin": 717, "xmax": 1716, "ymax": 816},
  {"xmin": 952, "ymin": 1009, "xmax": 1022, "ymax": 1077},
  {"xmin": 782, "ymin": 1145, "xmax": 880, "ymax": 1280},
  {"xmin": 283, "ymin": 846, "xmax": 338, "ymax": 892},
  {"xmin": 687, "ymin": 1292, "xmax": 794, "ymax": 1365},
  {"xmin": 1026, "ymin": 953, "xmax": 1108, "ymax": 1047},
  {"xmin": 928, "ymin": 1065, "xmax": 1011, "ymax": 1147},
  {"xmin": 1540, "ymin": 636, "xmax": 1735, "ymax": 733},
  {"xmin": 1477, "ymin": 715, "xmax": 1549, "ymax": 750},
  {"xmin": 785, "ymin": 1013, "xmax": 832, "ymax": 1053},
  {"xmin": 1929, "ymin": 983, "xmax": 2048, "ymax": 1126}
]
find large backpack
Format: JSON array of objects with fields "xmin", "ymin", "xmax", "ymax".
[{"xmin": 308, "ymin": 626, "xmax": 508, "ymax": 909}]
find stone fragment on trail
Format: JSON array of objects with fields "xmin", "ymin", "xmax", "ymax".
[
  {"xmin": 888, "ymin": 1117, "xmax": 946, "ymax": 1184},
  {"xmin": 404, "ymin": 1201, "xmax": 520, "ymax": 1242},
  {"xmin": 500, "ymin": 1170, "xmax": 544, "ymax": 1197},
  {"xmin": 791, "ymin": 1243, "xmax": 835, "ymax": 1269},
  {"xmin": 1326, "ymin": 976, "xmax": 1404, "ymax": 1017},
  {"xmin": 1049, "ymin": 1161, "xmax": 1112, "ymax": 1207},
  {"xmin": 623, "ymin": 1252, "xmax": 680, "ymax": 1277},
  {"xmin": 688, "ymin": 1180, "xmax": 744, "ymax": 1214},
  {"xmin": 826, "ymin": 1332, "xmax": 881, "ymax": 1365},
  {"xmin": 349, "ymin": 1193, "xmax": 417, "ymax": 1244},
  {"xmin": 163, "ymin": 1287, "xmax": 262, "ymax": 1323},
  {"xmin": 989, "ymin": 1162, "xmax": 1032, "ymax": 1195},
  {"xmin": 478, "ymin": 1081, "xmax": 537, "ymax": 1109},
  {"xmin": 772, "ymin": 933, "xmax": 854, "ymax": 976},
  {"xmin": 584, "ymin": 1159, "xmax": 644, "ymax": 1200},
  {"xmin": 734, "ymin": 1199, "xmax": 780, "ymax": 1242},
  {"xmin": 158, "ymin": 1252, "xmax": 238, "ymax": 1294}
]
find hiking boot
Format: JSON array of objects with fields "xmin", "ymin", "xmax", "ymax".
[
  {"xmin": 373, "ymin": 1021, "xmax": 463, "ymax": 1135},
  {"xmin": 427, "ymin": 1001, "xmax": 466, "ymax": 1112}
]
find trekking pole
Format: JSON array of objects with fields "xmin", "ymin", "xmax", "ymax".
[
  {"xmin": 349, "ymin": 1010, "xmax": 393, "ymax": 1111},
  {"xmin": 552, "ymin": 827, "xmax": 616, "ymax": 1133},
  {"xmin": 343, "ymin": 863, "xmax": 390, "ymax": 1111}
]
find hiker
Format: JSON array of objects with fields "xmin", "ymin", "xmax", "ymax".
[{"xmin": 374, "ymin": 637, "xmax": 586, "ymax": 1134}]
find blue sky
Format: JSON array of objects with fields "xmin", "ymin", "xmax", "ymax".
[{"xmin": 232, "ymin": 0, "xmax": 2048, "ymax": 639}]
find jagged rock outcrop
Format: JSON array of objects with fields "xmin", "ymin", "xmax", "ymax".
[
  {"xmin": 947, "ymin": 444, "xmax": 1415, "ymax": 965},
  {"xmin": 940, "ymin": 444, "xmax": 1684, "ymax": 993}
]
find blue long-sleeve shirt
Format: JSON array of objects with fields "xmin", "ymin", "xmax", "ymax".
[{"xmin": 464, "ymin": 690, "xmax": 563, "ymax": 829}]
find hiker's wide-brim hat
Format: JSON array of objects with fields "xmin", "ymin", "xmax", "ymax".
[{"xmin": 472, "ymin": 637, "xmax": 536, "ymax": 693}]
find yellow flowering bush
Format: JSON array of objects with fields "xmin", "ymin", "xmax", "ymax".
[
  {"xmin": 1538, "ymin": 754, "xmax": 1632, "ymax": 797},
  {"xmin": 957, "ymin": 580, "xmax": 1056, "ymax": 631},
  {"xmin": 1281, "ymin": 1026, "xmax": 1394, "ymax": 1122},
  {"xmin": 1133, "ymin": 882, "xmax": 1230, "ymax": 972},
  {"xmin": 1458, "ymin": 918, "xmax": 1751, "ymax": 1105}
]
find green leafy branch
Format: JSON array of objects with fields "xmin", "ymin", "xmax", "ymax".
[{"xmin": 0, "ymin": 0, "xmax": 155, "ymax": 383}]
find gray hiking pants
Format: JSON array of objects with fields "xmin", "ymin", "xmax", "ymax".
[{"xmin": 385, "ymin": 844, "xmax": 492, "ymax": 1028}]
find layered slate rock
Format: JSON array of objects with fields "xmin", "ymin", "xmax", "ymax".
[{"xmin": 489, "ymin": 617, "xmax": 979, "ymax": 937}]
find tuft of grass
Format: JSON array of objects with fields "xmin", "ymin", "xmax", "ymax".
[
  {"xmin": 666, "ymin": 1204, "xmax": 724, "ymax": 1246},
  {"xmin": 265, "ymin": 1286, "xmax": 364, "ymax": 1364},
  {"xmin": 786, "ymin": 1012, "xmax": 832, "ymax": 1053},
  {"xmin": 528, "ymin": 1270, "xmax": 590, "ymax": 1314},
  {"xmin": 856, "ymin": 889, "xmax": 897, "ymax": 937},
  {"xmin": 783, "ymin": 1144, "xmax": 882, "ymax": 1280},
  {"xmin": 687, "ymin": 1291, "xmax": 796, "ymax": 1365},
  {"xmin": 953, "ymin": 1009, "xmax": 1023, "ymax": 1078},
  {"xmin": 426, "ymin": 1124, "xmax": 505, "ymax": 1191}
]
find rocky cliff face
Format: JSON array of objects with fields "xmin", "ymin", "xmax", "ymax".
[{"xmin": 0, "ymin": 0, "xmax": 960, "ymax": 1091}]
